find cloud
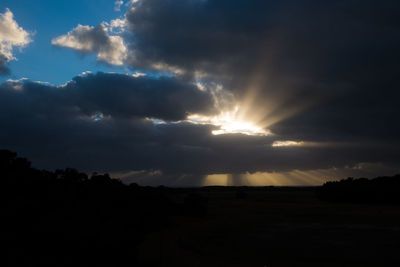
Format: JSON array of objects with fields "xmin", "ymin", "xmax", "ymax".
[
  {"xmin": 125, "ymin": 0, "xmax": 400, "ymax": 77},
  {"xmin": 107, "ymin": 18, "xmax": 126, "ymax": 33},
  {"xmin": 0, "ymin": 54, "xmax": 10, "ymax": 75},
  {"xmin": 2, "ymin": 72, "xmax": 215, "ymax": 121},
  {"xmin": 52, "ymin": 24, "xmax": 127, "ymax": 65},
  {"xmin": 1, "ymin": 72, "xmax": 399, "ymax": 180},
  {"xmin": 114, "ymin": 1, "xmax": 124, "ymax": 11},
  {"xmin": 126, "ymin": 0, "xmax": 140, "ymax": 7},
  {"xmin": 122, "ymin": 0, "xmax": 400, "ymax": 144},
  {"xmin": 118, "ymin": 163, "xmax": 400, "ymax": 187},
  {"xmin": 0, "ymin": 8, "xmax": 32, "ymax": 75}
]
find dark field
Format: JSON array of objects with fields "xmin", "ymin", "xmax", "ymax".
[
  {"xmin": 138, "ymin": 187, "xmax": 400, "ymax": 267},
  {"xmin": 3, "ymin": 150, "xmax": 400, "ymax": 266},
  {"xmin": 5, "ymin": 184, "xmax": 400, "ymax": 267}
]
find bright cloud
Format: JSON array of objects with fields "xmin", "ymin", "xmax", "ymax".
[
  {"xmin": 126, "ymin": 0, "xmax": 140, "ymax": 7},
  {"xmin": 114, "ymin": 1, "xmax": 124, "ymax": 11},
  {"xmin": 52, "ymin": 24, "xmax": 127, "ymax": 66},
  {"xmin": 0, "ymin": 8, "xmax": 32, "ymax": 74},
  {"xmin": 272, "ymin": 141, "xmax": 305, "ymax": 147}
]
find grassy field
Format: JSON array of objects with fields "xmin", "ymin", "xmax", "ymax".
[{"xmin": 137, "ymin": 187, "xmax": 400, "ymax": 267}]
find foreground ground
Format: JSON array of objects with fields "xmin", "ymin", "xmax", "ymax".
[
  {"xmin": 138, "ymin": 187, "xmax": 400, "ymax": 267},
  {"xmin": 4, "ymin": 151, "xmax": 400, "ymax": 266}
]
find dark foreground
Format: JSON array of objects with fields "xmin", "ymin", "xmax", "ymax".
[
  {"xmin": 142, "ymin": 187, "xmax": 400, "ymax": 267},
  {"xmin": 3, "ymin": 150, "xmax": 400, "ymax": 266}
]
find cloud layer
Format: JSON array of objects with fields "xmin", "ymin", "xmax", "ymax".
[{"xmin": 1, "ymin": 72, "xmax": 399, "ymax": 182}]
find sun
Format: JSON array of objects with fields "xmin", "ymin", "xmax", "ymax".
[
  {"xmin": 187, "ymin": 106, "xmax": 269, "ymax": 136},
  {"xmin": 211, "ymin": 117, "xmax": 268, "ymax": 136}
]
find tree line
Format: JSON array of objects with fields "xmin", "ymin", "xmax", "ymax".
[
  {"xmin": 317, "ymin": 174, "xmax": 400, "ymax": 205},
  {"xmin": 2, "ymin": 149, "xmax": 207, "ymax": 266}
]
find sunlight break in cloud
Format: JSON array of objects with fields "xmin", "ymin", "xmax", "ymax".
[
  {"xmin": 186, "ymin": 83, "xmax": 270, "ymax": 136},
  {"xmin": 272, "ymin": 140, "xmax": 305, "ymax": 147},
  {"xmin": 0, "ymin": 8, "xmax": 32, "ymax": 75},
  {"xmin": 52, "ymin": 24, "xmax": 127, "ymax": 66},
  {"xmin": 188, "ymin": 107, "xmax": 270, "ymax": 136}
]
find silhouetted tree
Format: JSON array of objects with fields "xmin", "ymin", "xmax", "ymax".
[
  {"xmin": 1, "ymin": 150, "xmax": 189, "ymax": 267},
  {"xmin": 317, "ymin": 174, "xmax": 400, "ymax": 205}
]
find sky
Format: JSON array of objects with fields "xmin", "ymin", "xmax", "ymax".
[
  {"xmin": 1, "ymin": 0, "xmax": 400, "ymax": 186},
  {"xmin": 0, "ymin": 0, "xmax": 134, "ymax": 84}
]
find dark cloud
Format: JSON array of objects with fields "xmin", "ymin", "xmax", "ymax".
[
  {"xmin": 1, "ymin": 73, "xmax": 399, "ymax": 180},
  {"xmin": 126, "ymin": 0, "xmax": 400, "ymax": 78},
  {"xmin": 125, "ymin": 0, "xmax": 400, "ymax": 144},
  {"xmin": 0, "ymin": 54, "xmax": 10, "ymax": 75},
  {"xmin": 65, "ymin": 72, "xmax": 216, "ymax": 120},
  {"xmin": 125, "ymin": 0, "xmax": 280, "ymax": 75},
  {"xmin": 0, "ymin": 72, "xmax": 215, "ymax": 121}
]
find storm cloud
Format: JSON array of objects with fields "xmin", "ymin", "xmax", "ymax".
[{"xmin": 121, "ymin": 0, "xmax": 400, "ymax": 150}]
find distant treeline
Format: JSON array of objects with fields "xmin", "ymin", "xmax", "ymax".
[
  {"xmin": 317, "ymin": 174, "xmax": 400, "ymax": 205},
  {"xmin": 1, "ymin": 150, "xmax": 207, "ymax": 266}
]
